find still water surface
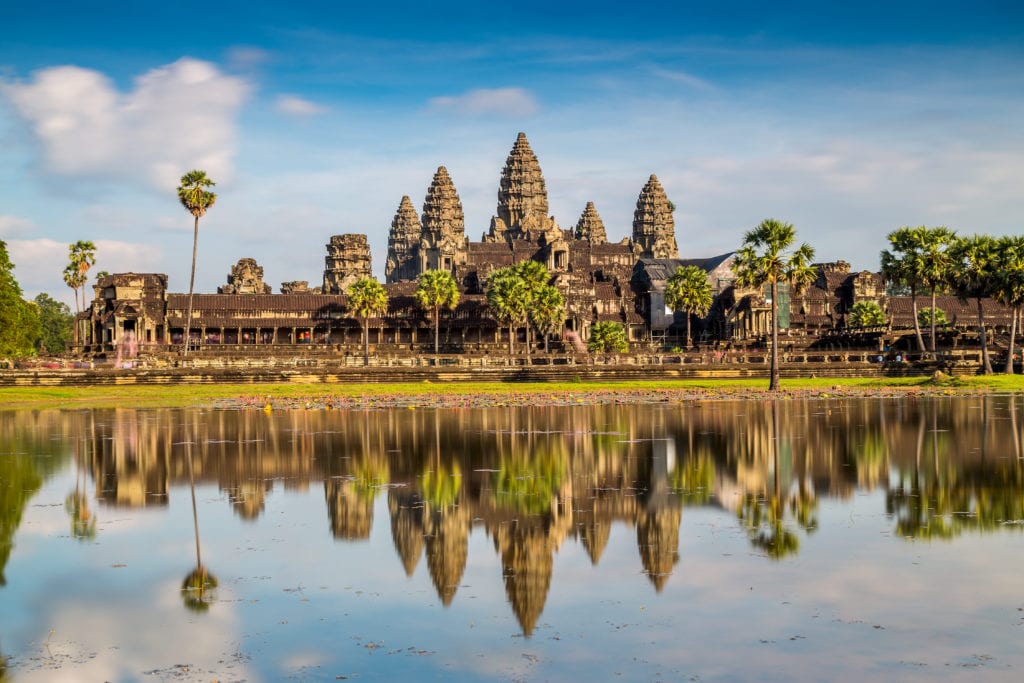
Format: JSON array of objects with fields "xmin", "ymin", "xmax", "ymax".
[{"xmin": 1, "ymin": 397, "xmax": 1023, "ymax": 681}]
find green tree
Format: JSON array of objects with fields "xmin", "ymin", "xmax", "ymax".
[
  {"xmin": 529, "ymin": 284, "xmax": 565, "ymax": 353},
  {"xmin": 64, "ymin": 240, "xmax": 96, "ymax": 316},
  {"xmin": 881, "ymin": 226, "xmax": 928, "ymax": 352},
  {"xmin": 513, "ymin": 260, "xmax": 551, "ymax": 359},
  {"xmin": 486, "ymin": 267, "xmax": 529, "ymax": 355},
  {"xmin": 664, "ymin": 265, "xmax": 713, "ymax": 349},
  {"xmin": 588, "ymin": 320, "xmax": 628, "ymax": 353},
  {"xmin": 0, "ymin": 241, "xmax": 40, "ymax": 358},
  {"xmin": 34, "ymin": 293, "xmax": 73, "ymax": 355},
  {"xmin": 847, "ymin": 300, "xmax": 886, "ymax": 328},
  {"xmin": 994, "ymin": 236, "xmax": 1024, "ymax": 373},
  {"xmin": 949, "ymin": 235, "xmax": 998, "ymax": 374},
  {"xmin": 177, "ymin": 170, "xmax": 217, "ymax": 356},
  {"xmin": 733, "ymin": 219, "xmax": 816, "ymax": 391},
  {"xmin": 414, "ymin": 269, "xmax": 459, "ymax": 354},
  {"xmin": 917, "ymin": 307, "xmax": 947, "ymax": 328},
  {"xmin": 346, "ymin": 277, "xmax": 389, "ymax": 365},
  {"xmin": 918, "ymin": 226, "xmax": 957, "ymax": 352}
]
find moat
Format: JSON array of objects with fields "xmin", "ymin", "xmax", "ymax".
[{"xmin": 2, "ymin": 398, "xmax": 1023, "ymax": 681}]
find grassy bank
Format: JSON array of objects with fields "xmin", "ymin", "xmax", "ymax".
[{"xmin": 3, "ymin": 374, "xmax": 1024, "ymax": 411}]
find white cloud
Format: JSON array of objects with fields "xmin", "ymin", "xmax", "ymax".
[
  {"xmin": 275, "ymin": 94, "xmax": 328, "ymax": 117},
  {"xmin": 0, "ymin": 214, "xmax": 33, "ymax": 237},
  {"xmin": 0, "ymin": 58, "xmax": 250, "ymax": 191},
  {"xmin": 428, "ymin": 87, "xmax": 539, "ymax": 117},
  {"xmin": 649, "ymin": 67, "xmax": 714, "ymax": 90}
]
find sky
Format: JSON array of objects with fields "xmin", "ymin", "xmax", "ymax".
[{"xmin": 1, "ymin": 0, "xmax": 1023, "ymax": 305}]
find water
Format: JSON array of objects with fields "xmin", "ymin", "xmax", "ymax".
[{"xmin": 1, "ymin": 397, "xmax": 1023, "ymax": 681}]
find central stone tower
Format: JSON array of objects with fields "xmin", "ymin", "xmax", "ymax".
[
  {"xmin": 487, "ymin": 132, "xmax": 560, "ymax": 243},
  {"xmin": 632, "ymin": 174, "xmax": 679, "ymax": 259}
]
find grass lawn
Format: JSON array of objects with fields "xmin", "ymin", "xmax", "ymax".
[{"xmin": 3, "ymin": 374, "xmax": 1024, "ymax": 411}]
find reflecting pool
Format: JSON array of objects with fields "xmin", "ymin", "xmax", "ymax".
[{"xmin": 2, "ymin": 396, "xmax": 1024, "ymax": 681}]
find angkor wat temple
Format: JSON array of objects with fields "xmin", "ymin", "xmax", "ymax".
[{"xmin": 74, "ymin": 132, "xmax": 1012, "ymax": 357}]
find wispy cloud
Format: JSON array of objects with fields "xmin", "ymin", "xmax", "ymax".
[
  {"xmin": 649, "ymin": 67, "xmax": 714, "ymax": 90},
  {"xmin": 275, "ymin": 94, "xmax": 328, "ymax": 116},
  {"xmin": 428, "ymin": 87, "xmax": 539, "ymax": 117},
  {"xmin": 0, "ymin": 58, "xmax": 250, "ymax": 191},
  {"xmin": 0, "ymin": 214, "xmax": 33, "ymax": 238}
]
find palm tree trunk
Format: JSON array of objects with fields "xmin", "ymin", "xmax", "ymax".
[
  {"xmin": 1007, "ymin": 306, "xmax": 1019, "ymax": 374},
  {"xmin": 685, "ymin": 313, "xmax": 692, "ymax": 349},
  {"xmin": 911, "ymin": 287, "xmax": 925, "ymax": 352},
  {"xmin": 929, "ymin": 287, "xmax": 938, "ymax": 353},
  {"xmin": 183, "ymin": 215, "xmax": 200, "ymax": 357},
  {"xmin": 362, "ymin": 320, "xmax": 369, "ymax": 366},
  {"xmin": 508, "ymin": 323, "xmax": 514, "ymax": 355},
  {"xmin": 433, "ymin": 308, "xmax": 440, "ymax": 355},
  {"xmin": 769, "ymin": 280, "xmax": 780, "ymax": 391},
  {"xmin": 186, "ymin": 439, "xmax": 202, "ymax": 570},
  {"xmin": 976, "ymin": 296, "xmax": 991, "ymax": 374}
]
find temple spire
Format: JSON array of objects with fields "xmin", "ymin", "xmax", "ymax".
[{"xmin": 632, "ymin": 174, "xmax": 678, "ymax": 258}]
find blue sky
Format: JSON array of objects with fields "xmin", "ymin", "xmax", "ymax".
[{"xmin": 2, "ymin": 1, "xmax": 1023, "ymax": 303}]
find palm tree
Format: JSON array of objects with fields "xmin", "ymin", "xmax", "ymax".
[
  {"xmin": 949, "ymin": 235, "xmax": 997, "ymax": 374},
  {"xmin": 918, "ymin": 226, "xmax": 956, "ymax": 353},
  {"xmin": 529, "ymin": 284, "xmax": 565, "ymax": 353},
  {"xmin": 64, "ymin": 240, "xmax": 96, "ymax": 315},
  {"xmin": 346, "ymin": 277, "xmax": 388, "ymax": 365},
  {"xmin": 177, "ymin": 170, "xmax": 217, "ymax": 356},
  {"xmin": 414, "ymin": 269, "xmax": 459, "ymax": 355},
  {"xmin": 994, "ymin": 236, "xmax": 1024, "ymax": 373},
  {"xmin": 664, "ymin": 265, "xmax": 713, "ymax": 349},
  {"xmin": 486, "ymin": 267, "xmax": 529, "ymax": 355},
  {"xmin": 182, "ymin": 438, "xmax": 217, "ymax": 613},
  {"xmin": 733, "ymin": 218, "xmax": 815, "ymax": 391},
  {"xmin": 513, "ymin": 260, "xmax": 550, "ymax": 359},
  {"xmin": 880, "ymin": 227, "xmax": 927, "ymax": 352}
]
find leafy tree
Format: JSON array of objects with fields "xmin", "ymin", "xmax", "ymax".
[
  {"xmin": 486, "ymin": 266, "xmax": 529, "ymax": 355},
  {"xmin": 513, "ymin": 260, "xmax": 551, "ymax": 358},
  {"xmin": 64, "ymin": 240, "xmax": 96, "ymax": 315},
  {"xmin": 917, "ymin": 307, "xmax": 947, "ymax": 328},
  {"xmin": 665, "ymin": 265, "xmax": 713, "ymax": 348},
  {"xmin": 881, "ymin": 226, "xmax": 928, "ymax": 352},
  {"xmin": 733, "ymin": 219, "xmax": 815, "ymax": 391},
  {"xmin": 918, "ymin": 226, "xmax": 957, "ymax": 352},
  {"xmin": 847, "ymin": 300, "xmax": 886, "ymax": 328},
  {"xmin": 34, "ymin": 293, "xmax": 73, "ymax": 355},
  {"xmin": 177, "ymin": 170, "xmax": 217, "ymax": 355},
  {"xmin": 0, "ymin": 241, "xmax": 40, "ymax": 358},
  {"xmin": 346, "ymin": 277, "xmax": 388, "ymax": 365},
  {"xmin": 414, "ymin": 269, "xmax": 459, "ymax": 354},
  {"xmin": 994, "ymin": 236, "xmax": 1024, "ymax": 373},
  {"xmin": 588, "ymin": 320, "xmax": 628, "ymax": 353},
  {"xmin": 529, "ymin": 284, "xmax": 565, "ymax": 353},
  {"xmin": 949, "ymin": 235, "xmax": 998, "ymax": 374}
]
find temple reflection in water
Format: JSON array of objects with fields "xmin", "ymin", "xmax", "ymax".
[{"xmin": 3, "ymin": 396, "xmax": 1024, "ymax": 636}]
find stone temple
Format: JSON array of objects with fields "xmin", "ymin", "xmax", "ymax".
[{"xmin": 76, "ymin": 132, "xmax": 922, "ymax": 356}]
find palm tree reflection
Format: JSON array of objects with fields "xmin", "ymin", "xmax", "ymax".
[
  {"xmin": 181, "ymin": 437, "xmax": 217, "ymax": 612},
  {"xmin": 65, "ymin": 438, "xmax": 96, "ymax": 541}
]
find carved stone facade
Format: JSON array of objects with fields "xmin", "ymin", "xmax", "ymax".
[
  {"xmin": 632, "ymin": 175, "xmax": 679, "ymax": 259},
  {"xmin": 419, "ymin": 167, "xmax": 468, "ymax": 273},
  {"xmin": 385, "ymin": 195, "xmax": 422, "ymax": 282},
  {"xmin": 218, "ymin": 258, "xmax": 272, "ymax": 295},
  {"xmin": 574, "ymin": 202, "xmax": 608, "ymax": 244},
  {"xmin": 488, "ymin": 132, "xmax": 559, "ymax": 244},
  {"xmin": 322, "ymin": 234, "xmax": 372, "ymax": 294},
  {"xmin": 280, "ymin": 281, "xmax": 311, "ymax": 294}
]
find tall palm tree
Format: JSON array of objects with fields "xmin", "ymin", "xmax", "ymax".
[
  {"xmin": 346, "ymin": 277, "xmax": 388, "ymax": 365},
  {"xmin": 514, "ymin": 260, "xmax": 550, "ymax": 359},
  {"xmin": 733, "ymin": 218, "xmax": 815, "ymax": 391},
  {"xmin": 949, "ymin": 235, "xmax": 997, "ymax": 374},
  {"xmin": 177, "ymin": 170, "xmax": 217, "ymax": 356},
  {"xmin": 664, "ymin": 265, "xmax": 713, "ymax": 349},
  {"xmin": 486, "ymin": 267, "xmax": 529, "ymax": 355},
  {"xmin": 994, "ymin": 236, "xmax": 1024, "ymax": 374},
  {"xmin": 917, "ymin": 226, "xmax": 956, "ymax": 352},
  {"xmin": 880, "ymin": 226, "xmax": 927, "ymax": 352},
  {"xmin": 414, "ymin": 269, "xmax": 459, "ymax": 354},
  {"xmin": 64, "ymin": 240, "xmax": 96, "ymax": 315},
  {"xmin": 528, "ymin": 284, "xmax": 565, "ymax": 353},
  {"xmin": 181, "ymin": 437, "xmax": 217, "ymax": 613}
]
